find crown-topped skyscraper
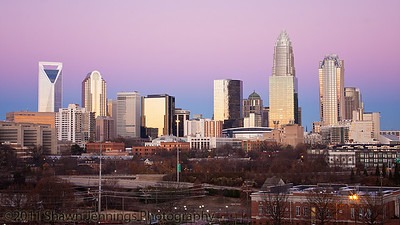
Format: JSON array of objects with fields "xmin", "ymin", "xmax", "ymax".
[{"xmin": 268, "ymin": 31, "xmax": 299, "ymax": 128}]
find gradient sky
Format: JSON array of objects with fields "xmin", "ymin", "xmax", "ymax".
[{"xmin": 1, "ymin": 0, "xmax": 399, "ymax": 130}]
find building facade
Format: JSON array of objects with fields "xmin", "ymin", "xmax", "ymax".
[
  {"xmin": 95, "ymin": 116, "xmax": 115, "ymax": 142},
  {"xmin": 38, "ymin": 61, "xmax": 63, "ymax": 112},
  {"xmin": 213, "ymin": 79, "xmax": 243, "ymax": 128},
  {"xmin": 344, "ymin": 87, "xmax": 363, "ymax": 121},
  {"xmin": 173, "ymin": 108, "xmax": 190, "ymax": 137},
  {"xmin": 243, "ymin": 91, "xmax": 263, "ymax": 128},
  {"xmin": 269, "ymin": 31, "xmax": 299, "ymax": 128},
  {"xmin": 116, "ymin": 92, "xmax": 141, "ymax": 138},
  {"xmin": 0, "ymin": 121, "xmax": 57, "ymax": 154},
  {"xmin": 142, "ymin": 94, "xmax": 175, "ymax": 137},
  {"xmin": 56, "ymin": 104, "xmax": 95, "ymax": 147},
  {"xmin": 319, "ymin": 54, "xmax": 345, "ymax": 126},
  {"xmin": 6, "ymin": 111, "xmax": 56, "ymax": 128},
  {"xmin": 82, "ymin": 70, "xmax": 107, "ymax": 117},
  {"xmin": 185, "ymin": 118, "xmax": 223, "ymax": 138}
]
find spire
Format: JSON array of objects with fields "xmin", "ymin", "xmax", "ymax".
[{"xmin": 276, "ymin": 30, "xmax": 291, "ymax": 47}]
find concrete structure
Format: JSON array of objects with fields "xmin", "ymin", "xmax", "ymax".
[
  {"xmin": 251, "ymin": 184, "xmax": 400, "ymax": 224},
  {"xmin": 262, "ymin": 125, "xmax": 304, "ymax": 147},
  {"xmin": 363, "ymin": 112, "xmax": 380, "ymax": 141},
  {"xmin": 243, "ymin": 91, "xmax": 263, "ymax": 127},
  {"xmin": 173, "ymin": 108, "xmax": 190, "ymax": 137},
  {"xmin": 95, "ymin": 116, "xmax": 115, "ymax": 142},
  {"xmin": 319, "ymin": 54, "xmax": 345, "ymax": 126},
  {"xmin": 142, "ymin": 94, "xmax": 175, "ymax": 137},
  {"xmin": 187, "ymin": 136, "xmax": 242, "ymax": 150},
  {"xmin": 344, "ymin": 87, "xmax": 363, "ymax": 121},
  {"xmin": 0, "ymin": 121, "xmax": 56, "ymax": 154},
  {"xmin": 223, "ymin": 127, "xmax": 273, "ymax": 140},
  {"xmin": 213, "ymin": 79, "xmax": 243, "ymax": 128},
  {"xmin": 56, "ymin": 104, "xmax": 95, "ymax": 147},
  {"xmin": 6, "ymin": 111, "xmax": 56, "ymax": 128},
  {"xmin": 82, "ymin": 70, "xmax": 107, "ymax": 117},
  {"xmin": 269, "ymin": 31, "xmax": 299, "ymax": 128},
  {"xmin": 116, "ymin": 92, "xmax": 141, "ymax": 138},
  {"xmin": 321, "ymin": 125, "xmax": 349, "ymax": 145},
  {"xmin": 185, "ymin": 118, "xmax": 224, "ymax": 138},
  {"xmin": 38, "ymin": 61, "xmax": 62, "ymax": 112}
]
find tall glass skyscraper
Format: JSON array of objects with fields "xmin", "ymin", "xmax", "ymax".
[
  {"xmin": 38, "ymin": 62, "xmax": 63, "ymax": 112},
  {"xmin": 213, "ymin": 79, "xmax": 243, "ymax": 128},
  {"xmin": 269, "ymin": 31, "xmax": 298, "ymax": 128},
  {"xmin": 142, "ymin": 94, "xmax": 175, "ymax": 137},
  {"xmin": 319, "ymin": 54, "xmax": 345, "ymax": 126},
  {"xmin": 82, "ymin": 70, "xmax": 107, "ymax": 117}
]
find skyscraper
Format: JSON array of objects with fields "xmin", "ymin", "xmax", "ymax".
[
  {"xmin": 142, "ymin": 94, "xmax": 175, "ymax": 137},
  {"xmin": 243, "ymin": 91, "xmax": 263, "ymax": 127},
  {"xmin": 268, "ymin": 31, "xmax": 298, "ymax": 128},
  {"xmin": 344, "ymin": 87, "xmax": 363, "ymax": 121},
  {"xmin": 319, "ymin": 54, "xmax": 345, "ymax": 126},
  {"xmin": 213, "ymin": 79, "xmax": 243, "ymax": 128},
  {"xmin": 116, "ymin": 92, "xmax": 141, "ymax": 138},
  {"xmin": 38, "ymin": 62, "xmax": 62, "ymax": 112},
  {"xmin": 82, "ymin": 71, "xmax": 107, "ymax": 117},
  {"xmin": 174, "ymin": 108, "xmax": 190, "ymax": 137}
]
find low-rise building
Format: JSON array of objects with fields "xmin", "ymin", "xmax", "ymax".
[{"xmin": 251, "ymin": 184, "xmax": 400, "ymax": 224}]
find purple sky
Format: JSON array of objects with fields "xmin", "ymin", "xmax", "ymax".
[{"xmin": 1, "ymin": 0, "xmax": 399, "ymax": 130}]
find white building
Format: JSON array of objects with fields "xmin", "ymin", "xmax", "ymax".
[
  {"xmin": 187, "ymin": 136, "xmax": 242, "ymax": 150},
  {"xmin": 56, "ymin": 104, "xmax": 95, "ymax": 147},
  {"xmin": 184, "ymin": 118, "xmax": 223, "ymax": 138},
  {"xmin": 82, "ymin": 70, "xmax": 107, "ymax": 117},
  {"xmin": 38, "ymin": 61, "xmax": 63, "ymax": 112},
  {"xmin": 116, "ymin": 92, "xmax": 141, "ymax": 138}
]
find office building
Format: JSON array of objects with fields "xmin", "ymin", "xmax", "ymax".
[
  {"xmin": 142, "ymin": 94, "xmax": 175, "ymax": 137},
  {"xmin": 344, "ymin": 87, "xmax": 363, "ymax": 121},
  {"xmin": 269, "ymin": 31, "xmax": 299, "ymax": 128},
  {"xmin": 185, "ymin": 118, "xmax": 224, "ymax": 138},
  {"xmin": 6, "ymin": 111, "xmax": 56, "ymax": 128},
  {"xmin": 38, "ymin": 61, "xmax": 63, "ymax": 112},
  {"xmin": 56, "ymin": 104, "xmax": 95, "ymax": 147},
  {"xmin": 82, "ymin": 70, "xmax": 107, "ymax": 117},
  {"xmin": 173, "ymin": 108, "xmax": 190, "ymax": 137},
  {"xmin": 116, "ymin": 92, "xmax": 141, "ymax": 138},
  {"xmin": 213, "ymin": 79, "xmax": 243, "ymax": 128},
  {"xmin": 243, "ymin": 91, "xmax": 263, "ymax": 127},
  {"xmin": 319, "ymin": 54, "xmax": 345, "ymax": 126},
  {"xmin": 0, "ymin": 121, "xmax": 57, "ymax": 154},
  {"xmin": 96, "ymin": 116, "xmax": 115, "ymax": 142}
]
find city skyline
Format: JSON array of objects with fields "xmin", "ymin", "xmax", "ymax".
[{"xmin": 1, "ymin": 1, "xmax": 399, "ymax": 130}]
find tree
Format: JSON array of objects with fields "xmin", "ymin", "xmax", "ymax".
[
  {"xmin": 306, "ymin": 188, "xmax": 338, "ymax": 225},
  {"xmin": 381, "ymin": 164, "xmax": 387, "ymax": 178},
  {"xmin": 71, "ymin": 144, "xmax": 85, "ymax": 155},
  {"xmin": 357, "ymin": 193, "xmax": 385, "ymax": 225},
  {"xmin": 261, "ymin": 191, "xmax": 288, "ymax": 225},
  {"xmin": 375, "ymin": 165, "xmax": 380, "ymax": 176}
]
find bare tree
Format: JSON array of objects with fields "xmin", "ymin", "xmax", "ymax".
[
  {"xmin": 261, "ymin": 191, "xmax": 289, "ymax": 225},
  {"xmin": 357, "ymin": 193, "xmax": 385, "ymax": 225},
  {"xmin": 306, "ymin": 188, "xmax": 338, "ymax": 225}
]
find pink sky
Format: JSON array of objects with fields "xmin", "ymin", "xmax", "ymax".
[{"xmin": 0, "ymin": 0, "xmax": 399, "ymax": 129}]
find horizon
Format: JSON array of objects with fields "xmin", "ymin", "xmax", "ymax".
[{"xmin": 1, "ymin": 0, "xmax": 399, "ymax": 130}]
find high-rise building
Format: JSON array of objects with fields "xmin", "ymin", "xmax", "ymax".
[
  {"xmin": 243, "ymin": 91, "xmax": 263, "ymax": 127},
  {"xmin": 213, "ymin": 79, "xmax": 243, "ymax": 128},
  {"xmin": 116, "ymin": 92, "xmax": 141, "ymax": 138},
  {"xmin": 344, "ymin": 87, "xmax": 363, "ymax": 121},
  {"xmin": 174, "ymin": 108, "xmax": 190, "ymax": 137},
  {"xmin": 82, "ymin": 71, "xmax": 107, "ymax": 117},
  {"xmin": 55, "ymin": 104, "xmax": 95, "ymax": 146},
  {"xmin": 96, "ymin": 116, "xmax": 115, "ymax": 142},
  {"xmin": 38, "ymin": 62, "xmax": 63, "ymax": 112},
  {"xmin": 269, "ymin": 31, "xmax": 299, "ymax": 128},
  {"xmin": 142, "ymin": 94, "xmax": 175, "ymax": 137},
  {"xmin": 319, "ymin": 54, "xmax": 345, "ymax": 126}
]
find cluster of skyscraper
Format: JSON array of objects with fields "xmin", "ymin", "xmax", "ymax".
[{"xmin": 27, "ymin": 30, "xmax": 381, "ymax": 147}]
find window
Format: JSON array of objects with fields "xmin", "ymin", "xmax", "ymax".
[
  {"xmin": 303, "ymin": 207, "xmax": 309, "ymax": 217},
  {"xmin": 351, "ymin": 208, "xmax": 355, "ymax": 218},
  {"xmin": 296, "ymin": 206, "xmax": 300, "ymax": 216}
]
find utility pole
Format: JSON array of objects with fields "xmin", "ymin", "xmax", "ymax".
[{"xmin": 98, "ymin": 142, "xmax": 102, "ymax": 214}]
